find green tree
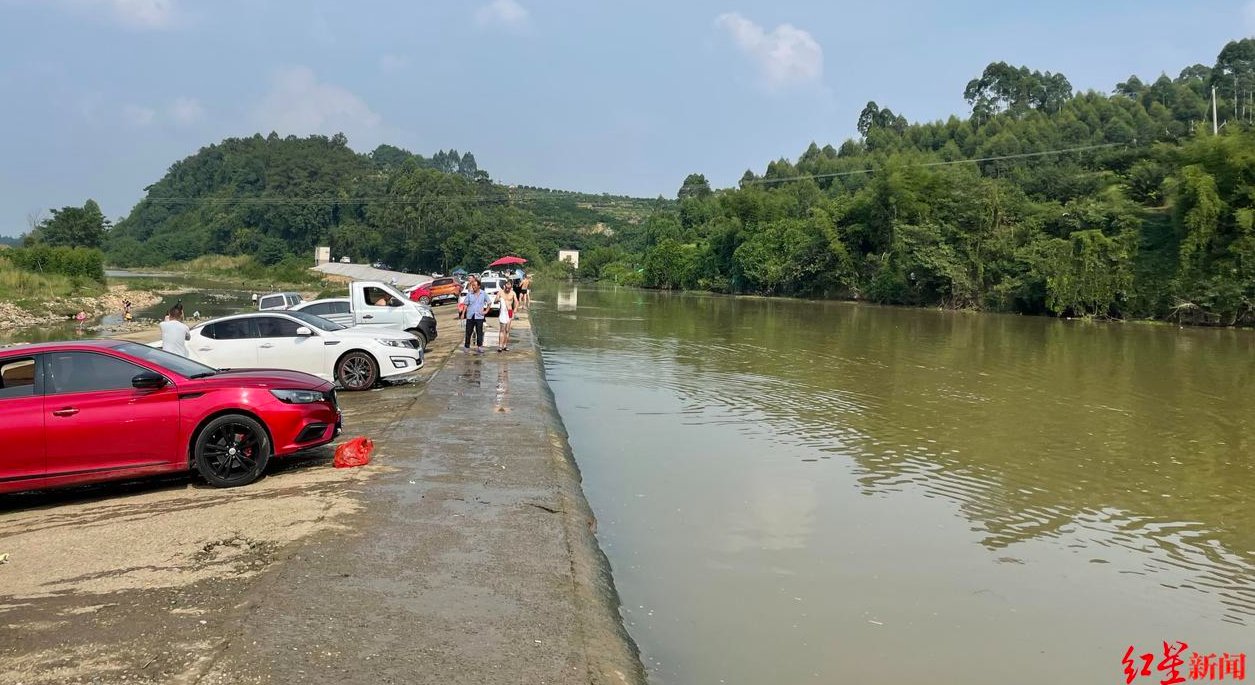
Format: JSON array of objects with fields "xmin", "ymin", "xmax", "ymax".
[
  {"xmin": 678, "ymin": 173, "xmax": 713, "ymax": 200},
  {"xmin": 30, "ymin": 200, "xmax": 108, "ymax": 248},
  {"xmin": 255, "ymin": 236, "xmax": 288, "ymax": 266}
]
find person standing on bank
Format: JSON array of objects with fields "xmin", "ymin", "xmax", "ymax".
[
  {"xmin": 519, "ymin": 274, "xmax": 531, "ymax": 311},
  {"xmin": 160, "ymin": 304, "xmax": 191, "ymax": 358},
  {"xmin": 496, "ymin": 280, "xmax": 518, "ymax": 352},
  {"xmin": 463, "ymin": 277, "xmax": 489, "ymax": 355}
]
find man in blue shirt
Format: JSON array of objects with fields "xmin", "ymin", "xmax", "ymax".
[{"xmin": 463, "ymin": 277, "xmax": 490, "ymax": 354}]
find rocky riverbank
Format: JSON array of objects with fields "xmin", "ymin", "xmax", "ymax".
[{"xmin": 0, "ymin": 284, "xmax": 167, "ymax": 332}]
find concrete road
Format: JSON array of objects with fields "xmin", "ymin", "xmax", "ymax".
[{"xmin": 0, "ymin": 306, "xmax": 643, "ymax": 685}]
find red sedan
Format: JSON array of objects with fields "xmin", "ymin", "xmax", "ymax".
[
  {"xmin": 406, "ymin": 283, "xmax": 433, "ymax": 305},
  {"xmin": 0, "ymin": 339, "xmax": 342, "ymax": 494}
]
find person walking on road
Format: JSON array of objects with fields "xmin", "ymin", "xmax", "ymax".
[
  {"xmin": 519, "ymin": 274, "xmax": 531, "ymax": 311},
  {"xmin": 463, "ymin": 277, "xmax": 489, "ymax": 355},
  {"xmin": 160, "ymin": 304, "xmax": 191, "ymax": 358},
  {"xmin": 496, "ymin": 280, "xmax": 518, "ymax": 352}
]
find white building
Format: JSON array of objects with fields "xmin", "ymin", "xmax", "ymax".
[
  {"xmin": 558, "ymin": 249, "xmax": 580, "ymax": 270},
  {"xmin": 314, "ymin": 246, "xmax": 331, "ymax": 265}
]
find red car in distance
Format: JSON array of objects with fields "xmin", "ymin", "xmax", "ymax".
[
  {"xmin": 406, "ymin": 277, "xmax": 461, "ymax": 305},
  {"xmin": 406, "ymin": 283, "xmax": 434, "ymax": 305},
  {"xmin": 0, "ymin": 339, "xmax": 342, "ymax": 495}
]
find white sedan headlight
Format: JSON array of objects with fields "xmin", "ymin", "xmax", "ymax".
[{"xmin": 377, "ymin": 338, "xmax": 410, "ymax": 347}]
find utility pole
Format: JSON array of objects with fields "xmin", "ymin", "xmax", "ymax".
[{"xmin": 1213, "ymin": 86, "xmax": 1219, "ymax": 135}]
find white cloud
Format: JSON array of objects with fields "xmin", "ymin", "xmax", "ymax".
[
  {"xmin": 122, "ymin": 104, "xmax": 156, "ymax": 126},
  {"xmin": 33, "ymin": 0, "xmax": 179, "ymax": 29},
  {"xmin": 715, "ymin": 12, "xmax": 823, "ymax": 90},
  {"xmin": 475, "ymin": 0, "xmax": 528, "ymax": 31},
  {"xmin": 253, "ymin": 67, "xmax": 383, "ymax": 145},
  {"xmin": 379, "ymin": 54, "xmax": 410, "ymax": 73},
  {"xmin": 107, "ymin": 0, "xmax": 175, "ymax": 28},
  {"xmin": 167, "ymin": 97, "xmax": 204, "ymax": 125}
]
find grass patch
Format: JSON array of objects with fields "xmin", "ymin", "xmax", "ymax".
[
  {"xmin": 161, "ymin": 254, "xmax": 324, "ymax": 289},
  {"xmin": 0, "ymin": 255, "xmax": 104, "ymax": 307},
  {"xmin": 121, "ymin": 277, "xmax": 187, "ymax": 293}
]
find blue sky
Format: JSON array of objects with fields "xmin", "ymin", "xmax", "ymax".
[{"xmin": 0, "ymin": 0, "xmax": 1250, "ymax": 235}]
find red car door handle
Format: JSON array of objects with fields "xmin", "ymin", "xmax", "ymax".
[{"xmin": 52, "ymin": 407, "xmax": 78, "ymax": 417}]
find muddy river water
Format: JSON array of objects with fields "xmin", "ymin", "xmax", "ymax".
[{"xmin": 533, "ymin": 285, "xmax": 1254, "ymax": 684}]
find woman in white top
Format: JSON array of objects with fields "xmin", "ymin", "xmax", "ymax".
[{"xmin": 496, "ymin": 281, "xmax": 518, "ymax": 352}]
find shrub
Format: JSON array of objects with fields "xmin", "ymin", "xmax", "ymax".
[
  {"xmin": 5, "ymin": 245, "xmax": 106, "ymax": 282},
  {"xmin": 0, "ymin": 254, "xmax": 97, "ymax": 300}
]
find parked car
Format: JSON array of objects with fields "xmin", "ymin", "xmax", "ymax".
[
  {"xmin": 257, "ymin": 292, "xmax": 303, "ymax": 311},
  {"xmin": 175, "ymin": 310, "xmax": 423, "ymax": 391},
  {"xmin": 290, "ymin": 281, "xmax": 437, "ymax": 350},
  {"xmin": 405, "ymin": 277, "xmax": 460, "ymax": 306},
  {"xmin": 479, "ymin": 277, "xmax": 505, "ymax": 315},
  {"xmin": 339, "ymin": 256, "xmax": 351, "ymax": 263},
  {"xmin": 427, "ymin": 277, "xmax": 462, "ymax": 304},
  {"xmin": 405, "ymin": 283, "xmax": 433, "ymax": 305},
  {"xmin": 0, "ymin": 340, "xmax": 341, "ymax": 494}
]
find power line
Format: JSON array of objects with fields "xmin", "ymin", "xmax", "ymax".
[
  {"xmin": 139, "ymin": 141, "xmax": 1130, "ymax": 206},
  {"xmin": 740, "ymin": 141, "xmax": 1131, "ymax": 186},
  {"xmin": 141, "ymin": 187, "xmax": 654, "ymax": 207},
  {"xmin": 144, "ymin": 195, "xmax": 513, "ymax": 206}
]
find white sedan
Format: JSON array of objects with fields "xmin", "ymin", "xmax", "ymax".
[{"xmin": 174, "ymin": 311, "xmax": 423, "ymax": 391}]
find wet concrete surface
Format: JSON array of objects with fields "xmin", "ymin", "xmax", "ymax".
[{"xmin": 0, "ymin": 307, "xmax": 644, "ymax": 685}]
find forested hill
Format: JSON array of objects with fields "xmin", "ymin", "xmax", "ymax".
[
  {"xmin": 599, "ymin": 39, "xmax": 1255, "ymax": 326},
  {"xmin": 104, "ymin": 133, "xmax": 661, "ymax": 272}
]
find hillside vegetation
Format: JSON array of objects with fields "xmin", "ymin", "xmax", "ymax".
[
  {"xmin": 37, "ymin": 38, "xmax": 1255, "ymax": 326},
  {"xmin": 591, "ymin": 39, "xmax": 1255, "ymax": 325},
  {"xmin": 102, "ymin": 135, "xmax": 660, "ymax": 274}
]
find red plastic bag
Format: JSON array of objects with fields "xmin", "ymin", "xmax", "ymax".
[{"xmin": 334, "ymin": 437, "xmax": 374, "ymax": 468}]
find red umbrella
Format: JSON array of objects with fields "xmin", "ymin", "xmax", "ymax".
[{"xmin": 488, "ymin": 256, "xmax": 528, "ymax": 267}]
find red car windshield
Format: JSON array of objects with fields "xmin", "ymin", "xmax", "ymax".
[{"xmin": 114, "ymin": 341, "xmax": 218, "ymax": 378}]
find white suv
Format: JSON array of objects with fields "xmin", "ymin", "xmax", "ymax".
[
  {"xmin": 479, "ymin": 277, "xmax": 504, "ymax": 314},
  {"xmin": 258, "ymin": 292, "xmax": 303, "ymax": 311}
]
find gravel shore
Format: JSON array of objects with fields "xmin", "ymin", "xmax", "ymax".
[{"xmin": 0, "ymin": 284, "xmax": 165, "ymax": 332}]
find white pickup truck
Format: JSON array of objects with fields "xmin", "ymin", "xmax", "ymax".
[{"xmin": 291, "ymin": 281, "xmax": 438, "ymax": 350}]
